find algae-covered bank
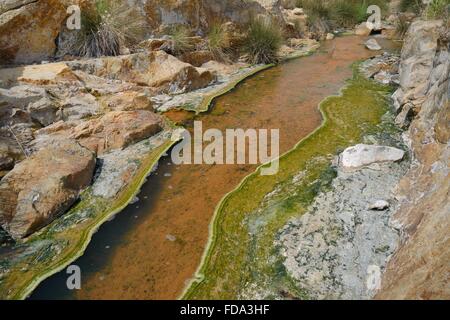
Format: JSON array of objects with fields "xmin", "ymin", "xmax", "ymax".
[{"xmin": 184, "ymin": 67, "xmax": 395, "ymax": 299}]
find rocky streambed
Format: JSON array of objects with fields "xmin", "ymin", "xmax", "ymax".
[
  {"xmin": 29, "ymin": 36, "xmax": 392, "ymax": 300},
  {"xmin": 1, "ymin": 16, "xmax": 447, "ymax": 301},
  {"xmin": 0, "ymin": 20, "xmax": 320, "ymax": 298}
]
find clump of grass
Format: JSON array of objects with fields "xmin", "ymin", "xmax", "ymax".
[
  {"xmin": 424, "ymin": 0, "xmax": 450, "ymax": 20},
  {"xmin": 207, "ymin": 24, "xmax": 231, "ymax": 62},
  {"xmin": 296, "ymin": 0, "xmax": 331, "ymax": 20},
  {"xmin": 298, "ymin": 0, "xmax": 389, "ymax": 29},
  {"xmin": 66, "ymin": 0, "xmax": 146, "ymax": 57},
  {"xmin": 330, "ymin": 0, "xmax": 389, "ymax": 27},
  {"xmin": 162, "ymin": 25, "xmax": 195, "ymax": 56},
  {"xmin": 243, "ymin": 17, "xmax": 283, "ymax": 64},
  {"xmin": 331, "ymin": 0, "xmax": 361, "ymax": 27}
]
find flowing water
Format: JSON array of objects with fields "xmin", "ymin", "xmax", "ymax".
[{"xmin": 30, "ymin": 36, "xmax": 399, "ymax": 299}]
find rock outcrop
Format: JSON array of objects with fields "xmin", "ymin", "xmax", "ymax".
[
  {"xmin": 35, "ymin": 110, "xmax": 163, "ymax": 155},
  {"xmin": 0, "ymin": 0, "xmax": 68, "ymax": 64},
  {"xmin": 145, "ymin": 0, "xmax": 283, "ymax": 33},
  {"xmin": 377, "ymin": 20, "xmax": 450, "ymax": 300},
  {"xmin": 279, "ymin": 154, "xmax": 408, "ymax": 299},
  {"xmin": 67, "ymin": 51, "xmax": 216, "ymax": 94},
  {"xmin": 0, "ymin": 139, "xmax": 96, "ymax": 239}
]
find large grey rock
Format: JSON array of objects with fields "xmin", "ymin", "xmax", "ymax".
[
  {"xmin": 0, "ymin": 85, "xmax": 47, "ymax": 109},
  {"xmin": 339, "ymin": 144, "xmax": 405, "ymax": 170}
]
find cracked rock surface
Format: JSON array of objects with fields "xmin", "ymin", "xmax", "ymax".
[{"xmin": 278, "ymin": 158, "xmax": 409, "ymax": 299}]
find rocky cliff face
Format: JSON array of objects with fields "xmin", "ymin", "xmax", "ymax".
[
  {"xmin": 0, "ymin": 0, "xmax": 286, "ymax": 65},
  {"xmin": 145, "ymin": 0, "xmax": 282, "ymax": 33},
  {"xmin": 377, "ymin": 20, "xmax": 450, "ymax": 299},
  {"xmin": 0, "ymin": 0, "xmax": 68, "ymax": 65}
]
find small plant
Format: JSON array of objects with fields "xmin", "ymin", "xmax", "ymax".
[
  {"xmin": 66, "ymin": 0, "xmax": 146, "ymax": 58},
  {"xmin": 299, "ymin": 0, "xmax": 389, "ymax": 29},
  {"xmin": 163, "ymin": 25, "xmax": 195, "ymax": 56},
  {"xmin": 296, "ymin": 0, "xmax": 331, "ymax": 20},
  {"xmin": 331, "ymin": 0, "xmax": 360, "ymax": 27},
  {"xmin": 424, "ymin": 0, "xmax": 450, "ymax": 20},
  {"xmin": 396, "ymin": 15, "xmax": 410, "ymax": 38},
  {"xmin": 207, "ymin": 24, "xmax": 230, "ymax": 62},
  {"xmin": 243, "ymin": 17, "xmax": 284, "ymax": 64}
]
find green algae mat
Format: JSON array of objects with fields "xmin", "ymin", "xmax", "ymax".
[{"xmin": 183, "ymin": 66, "xmax": 394, "ymax": 299}]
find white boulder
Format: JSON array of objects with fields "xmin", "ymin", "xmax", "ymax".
[
  {"xmin": 365, "ymin": 39, "xmax": 382, "ymax": 51},
  {"xmin": 339, "ymin": 144, "xmax": 405, "ymax": 170}
]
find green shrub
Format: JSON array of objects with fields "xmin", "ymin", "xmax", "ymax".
[
  {"xmin": 424, "ymin": 0, "xmax": 450, "ymax": 20},
  {"xmin": 330, "ymin": 0, "xmax": 389, "ymax": 27},
  {"xmin": 296, "ymin": 0, "xmax": 331, "ymax": 20},
  {"xmin": 67, "ymin": 0, "xmax": 146, "ymax": 57},
  {"xmin": 207, "ymin": 24, "xmax": 230, "ymax": 61},
  {"xmin": 298, "ymin": 0, "xmax": 389, "ymax": 29},
  {"xmin": 164, "ymin": 25, "xmax": 195, "ymax": 55},
  {"xmin": 243, "ymin": 17, "xmax": 283, "ymax": 64},
  {"xmin": 330, "ymin": 0, "xmax": 360, "ymax": 27}
]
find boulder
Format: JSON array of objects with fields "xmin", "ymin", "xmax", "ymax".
[
  {"xmin": 0, "ymin": 0, "xmax": 36, "ymax": 15},
  {"xmin": 326, "ymin": 33, "xmax": 335, "ymax": 40},
  {"xmin": 369, "ymin": 200, "xmax": 390, "ymax": 211},
  {"xmin": 59, "ymin": 93, "xmax": 100, "ymax": 121},
  {"xmin": 0, "ymin": 139, "xmax": 96, "ymax": 239},
  {"xmin": 282, "ymin": 8, "xmax": 307, "ymax": 37},
  {"xmin": 292, "ymin": 8, "xmax": 304, "ymax": 15},
  {"xmin": 288, "ymin": 38, "xmax": 319, "ymax": 49},
  {"xmin": 180, "ymin": 50, "xmax": 214, "ymax": 67},
  {"xmin": 99, "ymin": 91, "xmax": 154, "ymax": 112},
  {"xmin": 339, "ymin": 144, "xmax": 405, "ymax": 170},
  {"xmin": 36, "ymin": 110, "xmax": 164, "ymax": 155},
  {"xmin": 71, "ymin": 111, "xmax": 163, "ymax": 154},
  {"xmin": 355, "ymin": 22, "xmax": 372, "ymax": 36},
  {"xmin": 0, "ymin": 0, "xmax": 67, "ymax": 64},
  {"xmin": 137, "ymin": 38, "xmax": 170, "ymax": 51},
  {"xmin": 365, "ymin": 39, "xmax": 382, "ymax": 51},
  {"xmin": 0, "ymin": 135, "xmax": 22, "ymax": 171},
  {"xmin": 67, "ymin": 51, "xmax": 216, "ymax": 94},
  {"xmin": 0, "ymin": 62, "xmax": 74, "ymax": 87},
  {"xmin": 0, "ymin": 85, "xmax": 47, "ymax": 110},
  {"xmin": 0, "ymin": 83, "xmax": 100, "ymax": 127}
]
